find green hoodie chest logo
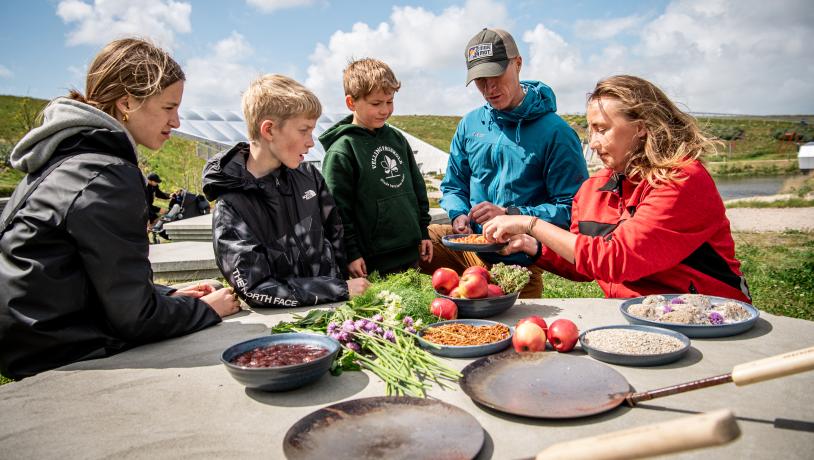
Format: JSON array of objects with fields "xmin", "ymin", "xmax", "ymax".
[{"xmin": 370, "ymin": 145, "xmax": 405, "ymax": 189}]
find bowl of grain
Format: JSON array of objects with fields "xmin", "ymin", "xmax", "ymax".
[
  {"xmin": 417, "ymin": 319, "xmax": 513, "ymax": 358},
  {"xmin": 579, "ymin": 324, "xmax": 691, "ymax": 366}
]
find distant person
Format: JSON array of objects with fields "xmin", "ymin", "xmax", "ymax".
[
  {"xmin": 145, "ymin": 172, "xmax": 169, "ymax": 227},
  {"xmin": 420, "ymin": 28, "xmax": 588, "ymax": 298},
  {"xmin": 203, "ymin": 74, "xmax": 370, "ymax": 308},
  {"xmin": 0, "ymin": 38, "xmax": 241, "ymax": 380},
  {"xmin": 320, "ymin": 58, "xmax": 432, "ymax": 278},
  {"xmin": 483, "ymin": 75, "xmax": 751, "ymax": 302}
]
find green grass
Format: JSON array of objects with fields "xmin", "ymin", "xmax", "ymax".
[{"xmin": 389, "ymin": 115, "xmax": 460, "ymax": 152}]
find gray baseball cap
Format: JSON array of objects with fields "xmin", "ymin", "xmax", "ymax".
[{"xmin": 465, "ymin": 28, "xmax": 519, "ymax": 86}]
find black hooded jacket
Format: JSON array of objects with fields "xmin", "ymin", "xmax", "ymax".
[
  {"xmin": 202, "ymin": 143, "xmax": 349, "ymax": 308},
  {"xmin": 0, "ymin": 98, "xmax": 221, "ymax": 380}
]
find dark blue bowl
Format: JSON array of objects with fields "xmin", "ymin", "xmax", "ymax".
[
  {"xmin": 579, "ymin": 324, "xmax": 691, "ymax": 367},
  {"xmin": 436, "ymin": 290, "xmax": 520, "ymax": 318},
  {"xmin": 417, "ymin": 319, "xmax": 513, "ymax": 358},
  {"xmin": 620, "ymin": 294, "xmax": 759, "ymax": 338},
  {"xmin": 221, "ymin": 333, "xmax": 340, "ymax": 391}
]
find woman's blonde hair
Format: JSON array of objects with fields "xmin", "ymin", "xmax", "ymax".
[
  {"xmin": 588, "ymin": 75, "xmax": 720, "ymax": 186},
  {"xmin": 68, "ymin": 38, "xmax": 185, "ymax": 118},
  {"xmin": 343, "ymin": 58, "xmax": 401, "ymax": 100},
  {"xmin": 242, "ymin": 74, "xmax": 322, "ymax": 141}
]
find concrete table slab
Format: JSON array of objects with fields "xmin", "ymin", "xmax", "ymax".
[
  {"xmin": 148, "ymin": 241, "xmax": 220, "ymax": 281},
  {"xmin": 1, "ymin": 299, "xmax": 812, "ymax": 459}
]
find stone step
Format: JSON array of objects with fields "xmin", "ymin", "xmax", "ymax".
[{"xmin": 148, "ymin": 241, "xmax": 220, "ymax": 282}]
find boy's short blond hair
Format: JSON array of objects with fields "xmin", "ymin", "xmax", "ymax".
[
  {"xmin": 343, "ymin": 58, "xmax": 401, "ymax": 100},
  {"xmin": 242, "ymin": 74, "xmax": 322, "ymax": 141}
]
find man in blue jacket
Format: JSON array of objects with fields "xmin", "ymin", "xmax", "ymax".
[{"xmin": 421, "ymin": 28, "xmax": 588, "ymax": 298}]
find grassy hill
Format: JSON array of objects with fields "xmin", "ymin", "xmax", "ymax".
[{"xmin": 1, "ymin": 94, "xmax": 811, "ymax": 197}]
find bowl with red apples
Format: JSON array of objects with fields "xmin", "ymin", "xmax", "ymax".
[{"xmin": 431, "ymin": 266, "xmax": 520, "ymax": 319}]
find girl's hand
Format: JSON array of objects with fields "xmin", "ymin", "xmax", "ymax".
[
  {"xmin": 483, "ymin": 215, "xmax": 533, "ymax": 242},
  {"xmin": 348, "ymin": 257, "xmax": 367, "ymax": 278},
  {"xmin": 172, "ymin": 283, "xmax": 216, "ymax": 298},
  {"xmin": 499, "ymin": 234, "xmax": 539, "ymax": 256},
  {"xmin": 202, "ymin": 287, "xmax": 241, "ymax": 318}
]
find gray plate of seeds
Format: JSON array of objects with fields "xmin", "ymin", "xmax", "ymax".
[{"xmin": 579, "ymin": 324, "xmax": 691, "ymax": 366}]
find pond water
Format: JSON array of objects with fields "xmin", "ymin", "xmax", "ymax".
[{"xmin": 713, "ymin": 174, "xmax": 802, "ymax": 200}]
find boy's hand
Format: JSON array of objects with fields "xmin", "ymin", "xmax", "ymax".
[
  {"xmin": 347, "ymin": 278, "xmax": 371, "ymax": 298},
  {"xmin": 419, "ymin": 239, "xmax": 433, "ymax": 262},
  {"xmin": 348, "ymin": 257, "xmax": 368, "ymax": 278}
]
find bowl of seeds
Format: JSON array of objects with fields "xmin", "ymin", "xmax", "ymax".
[
  {"xmin": 579, "ymin": 324, "xmax": 691, "ymax": 366},
  {"xmin": 417, "ymin": 319, "xmax": 513, "ymax": 358}
]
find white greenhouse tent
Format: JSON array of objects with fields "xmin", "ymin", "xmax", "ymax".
[
  {"xmin": 798, "ymin": 142, "xmax": 814, "ymax": 171},
  {"xmin": 173, "ymin": 109, "xmax": 449, "ymax": 174}
]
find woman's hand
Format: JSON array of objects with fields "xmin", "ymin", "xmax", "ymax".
[
  {"xmin": 201, "ymin": 287, "xmax": 241, "ymax": 318},
  {"xmin": 483, "ymin": 215, "xmax": 535, "ymax": 242},
  {"xmin": 348, "ymin": 257, "xmax": 368, "ymax": 278},
  {"xmin": 347, "ymin": 277, "xmax": 371, "ymax": 298},
  {"xmin": 499, "ymin": 234, "xmax": 539, "ymax": 257},
  {"xmin": 419, "ymin": 239, "xmax": 433, "ymax": 262},
  {"xmin": 172, "ymin": 283, "xmax": 216, "ymax": 299}
]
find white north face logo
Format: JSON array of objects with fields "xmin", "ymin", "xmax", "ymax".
[{"xmin": 302, "ymin": 190, "xmax": 316, "ymax": 200}]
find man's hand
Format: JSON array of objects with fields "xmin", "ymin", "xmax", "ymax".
[
  {"xmin": 419, "ymin": 239, "xmax": 433, "ymax": 262},
  {"xmin": 469, "ymin": 201, "xmax": 507, "ymax": 224},
  {"xmin": 347, "ymin": 278, "xmax": 371, "ymax": 298},
  {"xmin": 348, "ymin": 257, "xmax": 368, "ymax": 278},
  {"xmin": 452, "ymin": 214, "xmax": 472, "ymax": 234}
]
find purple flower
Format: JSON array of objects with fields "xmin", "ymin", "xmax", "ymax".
[
  {"xmin": 342, "ymin": 320, "xmax": 355, "ymax": 333},
  {"xmin": 670, "ymin": 298, "xmax": 685, "ymax": 305},
  {"xmin": 375, "ymin": 326, "xmax": 384, "ymax": 335},
  {"xmin": 338, "ymin": 332, "xmax": 350, "ymax": 343},
  {"xmin": 372, "ymin": 314, "xmax": 384, "ymax": 322},
  {"xmin": 402, "ymin": 316, "xmax": 414, "ymax": 327},
  {"xmin": 346, "ymin": 341, "xmax": 361, "ymax": 352},
  {"xmin": 384, "ymin": 330, "xmax": 396, "ymax": 343},
  {"xmin": 405, "ymin": 326, "xmax": 416, "ymax": 335},
  {"xmin": 663, "ymin": 305, "xmax": 673, "ymax": 314},
  {"xmin": 327, "ymin": 322, "xmax": 338, "ymax": 334},
  {"xmin": 364, "ymin": 321, "xmax": 378, "ymax": 332},
  {"xmin": 708, "ymin": 311, "xmax": 724, "ymax": 325},
  {"xmin": 329, "ymin": 331, "xmax": 341, "ymax": 341}
]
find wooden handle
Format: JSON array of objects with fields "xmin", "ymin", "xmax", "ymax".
[
  {"xmin": 535, "ymin": 409, "xmax": 740, "ymax": 460},
  {"xmin": 731, "ymin": 346, "xmax": 814, "ymax": 386}
]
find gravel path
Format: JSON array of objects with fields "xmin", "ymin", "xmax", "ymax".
[{"xmin": 726, "ymin": 207, "xmax": 814, "ymax": 232}]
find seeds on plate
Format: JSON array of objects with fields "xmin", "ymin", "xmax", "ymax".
[
  {"xmin": 583, "ymin": 329, "xmax": 685, "ymax": 355},
  {"xmin": 629, "ymin": 294, "xmax": 752, "ymax": 325},
  {"xmin": 449, "ymin": 234, "xmax": 491, "ymax": 244},
  {"xmin": 422, "ymin": 323, "xmax": 510, "ymax": 346},
  {"xmin": 231, "ymin": 344, "xmax": 329, "ymax": 368}
]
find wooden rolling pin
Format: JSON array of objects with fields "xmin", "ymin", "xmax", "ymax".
[{"xmin": 535, "ymin": 409, "xmax": 740, "ymax": 460}]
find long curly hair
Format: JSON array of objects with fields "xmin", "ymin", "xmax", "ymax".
[{"xmin": 587, "ymin": 75, "xmax": 720, "ymax": 186}]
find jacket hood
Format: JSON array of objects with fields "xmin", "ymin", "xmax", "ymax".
[
  {"xmin": 487, "ymin": 80, "xmax": 557, "ymax": 125},
  {"xmin": 202, "ymin": 143, "xmax": 253, "ymax": 200},
  {"xmin": 318, "ymin": 114, "xmax": 382, "ymax": 151},
  {"xmin": 10, "ymin": 97, "xmax": 136, "ymax": 173}
]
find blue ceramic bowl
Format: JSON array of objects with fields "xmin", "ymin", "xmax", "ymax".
[
  {"xmin": 436, "ymin": 290, "xmax": 520, "ymax": 318},
  {"xmin": 619, "ymin": 294, "xmax": 759, "ymax": 338},
  {"xmin": 221, "ymin": 333, "xmax": 340, "ymax": 391},
  {"xmin": 579, "ymin": 324, "xmax": 691, "ymax": 367},
  {"xmin": 417, "ymin": 319, "xmax": 513, "ymax": 358}
]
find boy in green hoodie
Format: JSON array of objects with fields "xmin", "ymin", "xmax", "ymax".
[{"xmin": 320, "ymin": 58, "xmax": 433, "ymax": 278}]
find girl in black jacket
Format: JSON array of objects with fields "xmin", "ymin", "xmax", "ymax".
[{"xmin": 0, "ymin": 38, "xmax": 240, "ymax": 380}]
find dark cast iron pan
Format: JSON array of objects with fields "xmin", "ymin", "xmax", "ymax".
[
  {"xmin": 460, "ymin": 346, "xmax": 814, "ymax": 419},
  {"xmin": 283, "ymin": 396, "xmax": 484, "ymax": 460}
]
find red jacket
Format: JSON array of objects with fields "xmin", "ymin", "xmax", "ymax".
[{"xmin": 536, "ymin": 161, "xmax": 751, "ymax": 301}]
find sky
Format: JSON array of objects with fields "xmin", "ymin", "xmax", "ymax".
[{"xmin": 1, "ymin": 0, "xmax": 812, "ymax": 116}]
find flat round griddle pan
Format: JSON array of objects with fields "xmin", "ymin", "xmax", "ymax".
[
  {"xmin": 283, "ymin": 396, "xmax": 484, "ymax": 460},
  {"xmin": 461, "ymin": 346, "xmax": 814, "ymax": 419},
  {"xmin": 460, "ymin": 352, "xmax": 630, "ymax": 419}
]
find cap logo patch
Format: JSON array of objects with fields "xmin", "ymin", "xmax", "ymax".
[{"xmin": 468, "ymin": 43, "xmax": 493, "ymax": 62}]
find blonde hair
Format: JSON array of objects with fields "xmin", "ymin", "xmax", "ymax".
[
  {"xmin": 588, "ymin": 75, "xmax": 720, "ymax": 186},
  {"xmin": 68, "ymin": 38, "xmax": 184, "ymax": 118},
  {"xmin": 242, "ymin": 74, "xmax": 322, "ymax": 141},
  {"xmin": 343, "ymin": 58, "xmax": 401, "ymax": 100}
]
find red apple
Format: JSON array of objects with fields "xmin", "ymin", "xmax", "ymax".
[
  {"xmin": 512, "ymin": 322, "xmax": 547, "ymax": 352},
  {"xmin": 449, "ymin": 287, "xmax": 464, "ymax": 298},
  {"xmin": 432, "ymin": 268, "xmax": 459, "ymax": 295},
  {"xmin": 462, "ymin": 266, "xmax": 490, "ymax": 283},
  {"xmin": 517, "ymin": 315, "xmax": 547, "ymax": 332},
  {"xmin": 457, "ymin": 273, "xmax": 488, "ymax": 299},
  {"xmin": 430, "ymin": 298, "xmax": 458, "ymax": 320},
  {"xmin": 487, "ymin": 284, "xmax": 504, "ymax": 297},
  {"xmin": 547, "ymin": 319, "xmax": 579, "ymax": 353}
]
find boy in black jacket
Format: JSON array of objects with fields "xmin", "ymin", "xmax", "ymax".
[
  {"xmin": 320, "ymin": 58, "xmax": 433, "ymax": 277},
  {"xmin": 203, "ymin": 75, "xmax": 369, "ymax": 308}
]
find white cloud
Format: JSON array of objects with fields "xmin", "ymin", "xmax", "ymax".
[
  {"xmin": 0, "ymin": 65, "xmax": 12, "ymax": 78},
  {"xmin": 56, "ymin": 0, "xmax": 192, "ymax": 50},
  {"xmin": 246, "ymin": 0, "xmax": 315, "ymax": 13},
  {"xmin": 304, "ymin": 0, "xmax": 511, "ymax": 115},
  {"xmin": 574, "ymin": 15, "xmax": 643, "ymax": 40},
  {"xmin": 182, "ymin": 32, "xmax": 261, "ymax": 110}
]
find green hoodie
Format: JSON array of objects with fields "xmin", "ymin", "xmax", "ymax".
[{"xmin": 320, "ymin": 115, "xmax": 431, "ymax": 274}]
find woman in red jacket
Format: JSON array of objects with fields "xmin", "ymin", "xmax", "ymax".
[{"xmin": 483, "ymin": 75, "xmax": 750, "ymax": 301}]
